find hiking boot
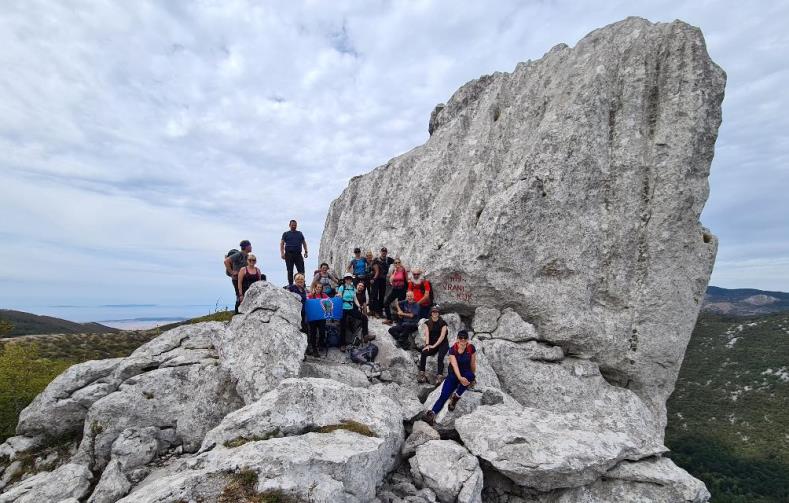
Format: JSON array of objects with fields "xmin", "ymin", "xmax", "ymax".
[
  {"xmin": 363, "ymin": 334, "xmax": 376, "ymax": 342},
  {"xmin": 311, "ymin": 347, "xmax": 320, "ymax": 358},
  {"xmin": 434, "ymin": 374, "xmax": 444, "ymax": 385},
  {"xmin": 417, "ymin": 371, "xmax": 427, "ymax": 384},
  {"xmin": 422, "ymin": 410, "xmax": 436, "ymax": 426},
  {"xmin": 382, "ymin": 319, "xmax": 393, "ymax": 325},
  {"xmin": 448, "ymin": 393, "xmax": 461, "ymax": 412}
]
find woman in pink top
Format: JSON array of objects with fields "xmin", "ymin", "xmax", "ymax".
[{"xmin": 383, "ymin": 258, "xmax": 408, "ymax": 324}]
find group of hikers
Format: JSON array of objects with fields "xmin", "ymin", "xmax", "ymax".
[{"xmin": 222, "ymin": 219, "xmax": 477, "ymax": 425}]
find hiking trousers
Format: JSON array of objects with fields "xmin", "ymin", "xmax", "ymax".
[
  {"xmin": 371, "ymin": 277, "xmax": 387, "ymax": 314},
  {"xmin": 340, "ymin": 309, "xmax": 368, "ymax": 345},
  {"xmin": 419, "ymin": 343, "xmax": 449, "ymax": 375},
  {"xmin": 383, "ymin": 287, "xmax": 407, "ymax": 321},
  {"xmin": 308, "ymin": 319, "xmax": 326, "ymax": 349},
  {"xmin": 388, "ymin": 322, "xmax": 418, "ymax": 349},
  {"xmin": 431, "ymin": 369, "xmax": 476, "ymax": 414},
  {"xmin": 231, "ymin": 277, "xmax": 241, "ymax": 314},
  {"xmin": 284, "ymin": 251, "xmax": 305, "ymax": 285}
]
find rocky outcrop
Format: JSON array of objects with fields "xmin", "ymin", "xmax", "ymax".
[
  {"xmin": 409, "ymin": 440, "xmax": 483, "ymax": 503},
  {"xmin": 319, "ymin": 16, "xmax": 725, "ymax": 421},
  {"xmin": 2, "ymin": 17, "xmax": 723, "ymax": 503}
]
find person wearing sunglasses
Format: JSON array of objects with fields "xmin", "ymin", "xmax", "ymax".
[
  {"xmin": 236, "ymin": 253, "xmax": 265, "ymax": 308},
  {"xmin": 423, "ymin": 330, "xmax": 477, "ymax": 426},
  {"xmin": 418, "ymin": 306, "xmax": 449, "ymax": 384}
]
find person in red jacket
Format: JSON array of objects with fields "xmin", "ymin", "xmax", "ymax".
[{"xmin": 407, "ymin": 268, "xmax": 433, "ymax": 319}]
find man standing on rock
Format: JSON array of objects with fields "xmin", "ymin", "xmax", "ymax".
[
  {"xmin": 280, "ymin": 219, "xmax": 308, "ymax": 286},
  {"xmin": 224, "ymin": 240, "xmax": 252, "ymax": 314}
]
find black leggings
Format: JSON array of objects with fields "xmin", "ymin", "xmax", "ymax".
[
  {"xmin": 419, "ymin": 343, "xmax": 449, "ymax": 374},
  {"xmin": 383, "ymin": 287, "xmax": 407, "ymax": 320},
  {"xmin": 370, "ymin": 278, "xmax": 386, "ymax": 314},
  {"xmin": 308, "ymin": 320, "xmax": 326, "ymax": 349},
  {"xmin": 340, "ymin": 309, "xmax": 368, "ymax": 344}
]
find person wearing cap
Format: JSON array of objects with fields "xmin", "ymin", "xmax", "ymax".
[
  {"xmin": 224, "ymin": 240, "xmax": 252, "ymax": 314},
  {"xmin": 423, "ymin": 330, "xmax": 477, "ymax": 425},
  {"xmin": 388, "ymin": 290, "xmax": 421, "ymax": 349},
  {"xmin": 337, "ymin": 273, "xmax": 369, "ymax": 350},
  {"xmin": 372, "ymin": 248, "xmax": 394, "ymax": 317},
  {"xmin": 407, "ymin": 268, "xmax": 433, "ymax": 319},
  {"xmin": 417, "ymin": 306, "xmax": 449, "ymax": 384},
  {"xmin": 280, "ymin": 219, "xmax": 308, "ymax": 286}
]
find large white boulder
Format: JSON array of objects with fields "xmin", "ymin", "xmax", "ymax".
[
  {"xmin": 0, "ymin": 463, "xmax": 92, "ymax": 503},
  {"xmin": 455, "ymin": 404, "xmax": 666, "ymax": 491},
  {"xmin": 319, "ymin": 17, "xmax": 725, "ymax": 420}
]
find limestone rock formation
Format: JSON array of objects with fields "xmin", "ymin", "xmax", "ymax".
[
  {"xmin": 319, "ymin": 16, "xmax": 725, "ymax": 422},
  {"xmin": 1, "ymin": 17, "xmax": 723, "ymax": 503}
]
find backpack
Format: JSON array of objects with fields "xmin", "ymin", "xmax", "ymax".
[
  {"xmin": 338, "ymin": 285, "xmax": 355, "ymax": 310},
  {"xmin": 350, "ymin": 343, "xmax": 379, "ymax": 364},
  {"xmin": 225, "ymin": 249, "xmax": 240, "ymax": 276},
  {"xmin": 325, "ymin": 322, "xmax": 341, "ymax": 347}
]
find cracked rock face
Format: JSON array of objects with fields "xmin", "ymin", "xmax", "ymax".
[
  {"xmin": 410, "ymin": 440, "xmax": 483, "ymax": 503},
  {"xmin": 319, "ymin": 16, "xmax": 725, "ymax": 419}
]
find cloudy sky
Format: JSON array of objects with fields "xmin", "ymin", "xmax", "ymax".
[{"xmin": 1, "ymin": 0, "xmax": 787, "ymax": 315}]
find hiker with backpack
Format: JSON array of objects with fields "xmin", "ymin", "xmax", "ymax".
[
  {"xmin": 280, "ymin": 219, "xmax": 308, "ymax": 286},
  {"xmin": 408, "ymin": 268, "xmax": 433, "ymax": 319},
  {"xmin": 306, "ymin": 282, "xmax": 330, "ymax": 357},
  {"xmin": 236, "ymin": 253, "xmax": 266, "ymax": 308},
  {"xmin": 382, "ymin": 258, "xmax": 408, "ymax": 325},
  {"xmin": 423, "ymin": 330, "xmax": 477, "ymax": 426},
  {"xmin": 223, "ymin": 240, "xmax": 252, "ymax": 314},
  {"xmin": 418, "ymin": 306, "xmax": 449, "ymax": 384},
  {"xmin": 338, "ymin": 273, "xmax": 369, "ymax": 351},
  {"xmin": 388, "ymin": 290, "xmax": 421, "ymax": 349},
  {"xmin": 312, "ymin": 262, "xmax": 339, "ymax": 297}
]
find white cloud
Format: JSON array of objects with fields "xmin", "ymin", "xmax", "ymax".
[{"xmin": 0, "ymin": 0, "xmax": 787, "ymax": 313}]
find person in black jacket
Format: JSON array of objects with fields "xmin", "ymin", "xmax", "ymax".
[{"xmin": 418, "ymin": 306, "xmax": 449, "ymax": 384}]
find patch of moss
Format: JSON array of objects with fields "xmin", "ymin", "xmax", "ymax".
[
  {"xmin": 219, "ymin": 469, "xmax": 304, "ymax": 503},
  {"xmin": 223, "ymin": 429, "xmax": 280, "ymax": 449},
  {"xmin": 313, "ymin": 420, "xmax": 377, "ymax": 437}
]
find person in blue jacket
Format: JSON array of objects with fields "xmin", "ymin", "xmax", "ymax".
[{"xmin": 423, "ymin": 330, "xmax": 477, "ymax": 425}]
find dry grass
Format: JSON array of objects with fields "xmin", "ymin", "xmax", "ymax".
[{"xmin": 219, "ymin": 470, "xmax": 303, "ymax": 503}]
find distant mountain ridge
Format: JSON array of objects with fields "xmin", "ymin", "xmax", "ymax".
[
  {"xmin": 0, "ymin": 309, "xmax": 119, "ymax": 337},
  {"xmin": 703, "ymin": 286, "xmax": 789, "ymax": 316}
]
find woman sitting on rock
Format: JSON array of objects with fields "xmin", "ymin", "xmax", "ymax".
[
  {"xmin": 423, "ymin": 330, "xmax": 476, "ymax": 425},
  {"xmin": 236, "ymin": 253, "xmax": 265, "ymax": 306},
  {"xmin": 306, "ymin": 282, "xmax": 330, "ymax": 357},
  {"xmin": 417, "ymin": 306, "xmax": 449, "ymax": 384}
]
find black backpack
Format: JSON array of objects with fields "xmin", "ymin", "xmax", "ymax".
[
  {"xmin": 224, "ymin": 249, "xmax": 240, "ymax": 276},
  {"xmin": 350, "ymin": 343, "xmax": 379, "ymax": 363},
  {"xmin": 419, "ymin": 281, "xmax": 434, "ymax": 304}
]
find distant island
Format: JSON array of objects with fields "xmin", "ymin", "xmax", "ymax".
[{"xmin": 0, "ymin": 309, "xmax": 119, "ymax": 338}]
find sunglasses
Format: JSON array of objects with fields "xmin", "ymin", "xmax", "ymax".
[{"xmin": 248, "ymin": 259, "xmax": 256, "ymax": 262}]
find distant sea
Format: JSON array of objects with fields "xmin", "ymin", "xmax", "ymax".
[{"xmin": 12, "ymin": 304, "xmax": 230, "ymax": 330}]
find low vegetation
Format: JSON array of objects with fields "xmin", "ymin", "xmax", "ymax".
[
  {"xmin": 666, "ymin": 311, "xmax": 789, "ymax": 502},
  {"xmin": 313, "ymin": 420, "xmax": 377, "ymax": 437},
  {"xmin": 219, "ymin": 469, "xmax": 304, "ymax": 503}
]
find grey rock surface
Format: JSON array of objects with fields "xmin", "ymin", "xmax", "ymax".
[
  {"xmin": 371, "ymin": 383, "xmax": 425, "ymax": 422},
  {"xmin": 200, "ymin": 378, "xmax": 404, "ymax": 462},
  {"xmin": 401, "ymin": 421, "xmax": 441, "ymax": 457},
  {"xmin": 471, "ymin": 306, "xmax": 500, "ymax": 333},
  {"xmin": 300, "ymin": 360, "xmax": 371, "ymax": 388},
  {"xmin": 0, "ymin": 463, "xmax": 92, "ymax": 503},
  {"xmin": 455, "ymin": 404, "xmax": 666, "ymax": 491},
  {"xmin": 77, "ymin": 361, "xmax": 242, "ymax": 471},
  {"xmin": 319, "ymin": 17, "xmax": 725, "ymax": 420},
  {"xmin": 409, "ymin": 440, "xmax": 482, "ymax": 503},
  {"xmin": 491, "ymin": 309, "xmax": 539, "ymax": 342},
  {"xmin": 219, "ymin": 281, "xmax": 307, "ymax": 403},
  {"xmin": 543, "ymin": 457, "xmax": 710, "ymax": 502},
  {"xmin": 16, "ymin": 358, "xmax": 122, "ymax": 439}
]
